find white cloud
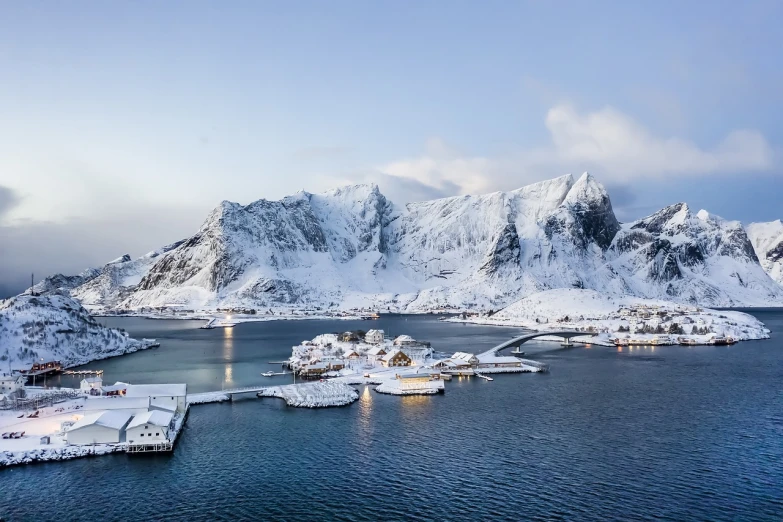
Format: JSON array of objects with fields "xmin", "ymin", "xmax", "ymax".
[{"xmin": 371, "ymin": 104, "xmax": 775, "ymax": 201}]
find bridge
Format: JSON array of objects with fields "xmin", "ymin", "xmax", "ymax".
[{"xmin": 483, "ymin": 330, "xmax": 599, "ymax": 357}]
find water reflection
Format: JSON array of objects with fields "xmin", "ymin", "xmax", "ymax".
[{"xmin": 223, "ymin": 328, "xmax": 234, "ymax": 386}]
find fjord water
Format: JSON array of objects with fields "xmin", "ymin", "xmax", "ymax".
[{"xmin": 2, "ymin": 314, "xmax": 782, "ymax": 521}]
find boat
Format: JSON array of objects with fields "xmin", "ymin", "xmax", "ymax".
[
  {"xmin": 678, "ymin": 337, "xmax": 698, "ymax": 346},
  {"xmin": 475, "ymin": 373, "xmax": 493, "ymax": 381},
  {"xmin": 261, "ymin": 371, "xmax": 275, "ymax": 377},
  {"xmin": 200, "ymin": 318, "xmax": 238, "ymax": 329},
  {"xmin": 710, "ymin": 336, "xmax": 737, "ymax": 346}
]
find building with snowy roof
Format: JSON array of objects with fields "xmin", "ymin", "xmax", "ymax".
[
  {"xmin": 381, "ymin": 350, "xmax": 412, "ymax": 367},
  {"xmin": 126, "ymin": 410, "xmax": 174, "ymax": 444},
  {"xmin": 451, "ymin": 352, "xmax": 479, "ymax": 367},
  {"xmin": 66, "ymin": 411, "xmax": 133, "ymax": 445},
  {"xmin": 83, "ymin": 396, "xmax": 151, "ymax": 414},
  {"xmin": 366, "ymin": 346, "xmax": 387, "ymax": 361},
  {"xmin": 365, "ymin": 329, "xmax": 385, "ymax": 344},
  {"xmin": 0, "ymin": 373, "xmax": 25, "ymax": 398},
  {"xmin": 124, "ymin": 383, "xmax": 187, "ymax": 413},
  {"xmin": 80, "ymin": 376, "xmax": 103, "ymax": 392}
]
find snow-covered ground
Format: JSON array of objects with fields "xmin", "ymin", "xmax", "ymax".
[
  {"xmin": 0, "ymin": 396, "xmax": 122, "ymax": 467},
  {"xmin": 0, "ymin": 293, "xmax": 158, "ymax": 370},
  {"xmin": 448, "ymin": 289, "xmax": 770, "ymax": 345}
]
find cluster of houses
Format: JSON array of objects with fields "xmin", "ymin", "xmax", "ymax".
[
  {"xmin": 289, "ymin": 329, "xmax": 541, "ymax": 394},
  {"xmin": 292, "ymin": 329, "xmax": 434, "ymax": 378},
  {"xmin": 65, "ymin": 382, "xmax": 187, "ymax": 447}
]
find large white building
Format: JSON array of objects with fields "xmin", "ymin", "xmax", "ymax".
[
  {"xmin": 126, "ymin": 410, "xmax": 174, "ymax": 444},
  {"xmin": 83, "ymin": 396, "xmax": 151, "ymax": 414},
  {"xmin": 80, "ymin": 376, "xmax": 103, "ymax": 392},
  {"xmin": 365, "ymin": 329, "xmax": 385, "ymax": 344},
  {"xmin": 66, "ymin": 411, "xmax": 132, "ymax": 445},
  {"xmin": 124, "ymin": 383, "xmax": 187, "ymax": 413},
  {"xmin": 0, "ymin": 373, "xmax": 25, "ymax": 398}
]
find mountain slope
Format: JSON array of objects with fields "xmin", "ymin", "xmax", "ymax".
[
  {"xmin": 0, "ymin": 293, "xmax": 155, "ymax": 370},
  {"xmin": 747, "ymin": 220, "xmax": 783, "ymax": 286},
  {"xmin": 607, "ymin": 205, "xmax": 782, "ymax": 306},
  {"xmin": 32, "ymin": 173, "xmax": 783, "ymax": 311}
]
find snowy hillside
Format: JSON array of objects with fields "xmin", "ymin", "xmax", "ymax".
[
  {"xmin": 747, "ymin": 220, "xmax": 783, "ymax": 286},
  {"xmin": 31, "ymin": 173, "xmax": 783, "ymax": 312},
  {"xmin": 454, "ymin": 289, "xmax": 769, "ymax": 343},
  {"xmin": 0, "ymin": 293, "xmax": 155, "ymax": 370}
]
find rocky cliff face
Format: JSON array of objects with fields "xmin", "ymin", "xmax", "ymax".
[
  {"xmin": 747, "ymin": 220, "xmax": 783, "ymax": 286},
  {"xmin": 31, "ymin": 174, "xmax": 783, "ymax": 311},
  {"xmin": 607, "ymin": 205, "xmax": 780, "ymax": 306}
]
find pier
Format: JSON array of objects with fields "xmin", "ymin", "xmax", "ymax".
[{"xmin": 63, "ymin": 370, "xmax": 104, "ymax": 376}]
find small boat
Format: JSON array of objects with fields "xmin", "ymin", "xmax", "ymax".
[
  {"xmin": 200, "ymin": 318, "xmax": 237, "ymax": 329},
  {"xmin": 475, "ymin": 373, "xmax": 493, "ymax": 381},
  {"xmin": 261, "ymin": 371, "xmax": 275, "ymax": 377}
]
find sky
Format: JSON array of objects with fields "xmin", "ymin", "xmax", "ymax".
[{"xmin": 1, "ymin": 1, "xmax": 782, "ymax": 297}]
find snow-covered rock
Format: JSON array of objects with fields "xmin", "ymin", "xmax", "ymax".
[
  {"xmin": 607, "ymin": 205, "xmax": 781, "ymax": 306},
  {"xmin": 747, "ymin": 220, "xmax": 783, "ymax": 286},
  {"xmin": 0, "ymin": 293, "xmax": 156, "ymax": 370},
  {"xmin": 257, "ymin": 382, "xmax": 359, "ymax": 407},
  {"xmin": 32, "ymin": 174, "xmax": 783, "ymax": 311},
  {"xmin": 453, "ymin": 288, "xmax": 769, "ymax": 343}
]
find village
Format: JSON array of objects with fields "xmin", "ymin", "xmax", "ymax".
[
  {"xmin": 447, "ymin": 289, "xmax": 770, "ymax": 347},
  {"xmin": 285, "ymin": 328, "xmax": 547, "ymax": 395}
]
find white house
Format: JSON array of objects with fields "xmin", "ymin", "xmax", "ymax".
[
  {"xmin": 80, "ymin": 376, "xmax": 103, "ymax": 392},
  {"xmin": 451, "ymin": 352, "xmax": 479, "ymax": 367},
  {"xmin": 125, "ymin": 410, "xmax": 174, "ymax": 444},
  {"xmin": 66, "ymin": 411, "xmax": 132, "ymax": 445},
  {"xmin": 124, "ymin": 383, "xmax": 187, "ymax": 413},
  {"xmin": 365, "ymin": 329, "xmax": 385, "ymax": 344},
  {"xmin": 0, "ymin": 373, "xmax": 25, "ymax": 398}
]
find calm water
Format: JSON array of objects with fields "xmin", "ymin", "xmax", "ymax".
[{"xmin": 1, "ymin": 313, "xmax": 782, "ymax": 521}]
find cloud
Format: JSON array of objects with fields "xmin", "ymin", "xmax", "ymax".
[
  {"xmin": 370, "ymin": 104, "xmax": 775, "ymax": 201},
  {"xmin": 0, "ymin": 185, "xmax": 21, "ymax": 219},
  {"xmin": 545, "ymin": 104, "xmax": 773, "ymax": 176},
  {"xmin": 0, "ymin": 205, "xmax": 207, "ymax": 298}
]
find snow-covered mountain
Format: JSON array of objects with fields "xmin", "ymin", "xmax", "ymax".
[
  {"xmin": 0, "ymin": 293, "xmax": 155, "ymax": 370},
  {"xmin": 607, "ymin": 204, "xmax": 781, "ymax": 306},
  {"xmin": 746, "ymin": 220, "xmax": 783, "ymax": 286},
  {"xmin": 32, "ymin": 173, "xmax": 783, "ymax": 311}
]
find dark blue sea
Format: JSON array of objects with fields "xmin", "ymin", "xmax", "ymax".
[{"xmin": 1, "ymin": 313, "xmax": 782, "ymax": 521}]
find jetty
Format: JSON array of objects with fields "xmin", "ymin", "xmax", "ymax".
[{"xmin": 63, "ymin": 369, "xmax": 104, "ymax": 376}]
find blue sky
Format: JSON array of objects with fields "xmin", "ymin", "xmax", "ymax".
[{"xmin": 0, "ymin": 1, "xmax": 781, "ymax": 295}]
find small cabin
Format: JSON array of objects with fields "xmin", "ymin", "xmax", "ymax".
[
  {"xmin": 366, "ymin": 346, "xmax": 387, "ymax": 361},
  {"xmin": 339, "ymin": 331, "xmax": 360, "ymax": 342}
]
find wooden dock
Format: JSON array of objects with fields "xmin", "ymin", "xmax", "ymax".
[{"xmin": 63, "ymin": 369, "xmax": 104, "ymax": 376}]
